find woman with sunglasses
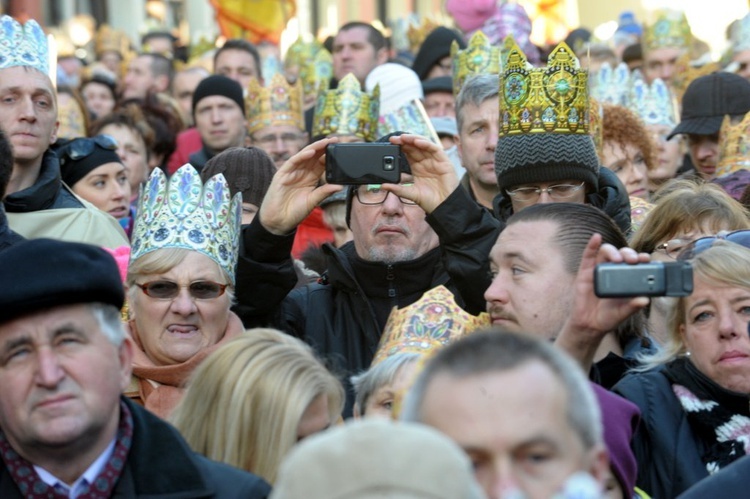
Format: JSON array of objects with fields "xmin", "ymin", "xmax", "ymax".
[
  {"xmin": 58, "ymin": 135, "xmax": 133, "ymax": 234},
  {"xmin": 630, "ymin": 180, "xmax": 750, "ymax": 343},
  {"xmin": 123, "ymin": 163, "xmax": 243, "ymax": 419},
  {"xmin": 613, "ymin": 241, "xmax": 750, "ymax": 498}
]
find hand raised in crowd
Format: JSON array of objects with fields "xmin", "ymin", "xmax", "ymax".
[
  {"xmin": 379, "ymin": 133, "xmax": 459, "ymax": 214},
  {"xmin": 258, "ymin": 137, "xmax": 343, "ymax": 235},
  {"xmin": 555, "ymin": 233, "xmax": 651, "ymax": 372}
]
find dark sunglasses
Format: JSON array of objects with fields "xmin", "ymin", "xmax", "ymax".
[
  {"xmin": 135, "ymin": 280, "xmax": 229, "ymax": 300},
  {"xmin": 61, "ymin": 134, "xmax": 118, "ymax": 161},
  {"xmin": 676, "ymin": 230, "xmax": 750, "ymax": 261}
]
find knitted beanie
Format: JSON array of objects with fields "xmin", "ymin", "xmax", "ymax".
[
  {"xmin": 200, "ymin": 146, "xmax": 275, "ymax": 207},
  {"xmin": 58, "ymin": 138, "xmax": 123, "ymax": 188},
  {"xmin": 192, "ymin": 74, "xmax": 245, "ymax": 117},
  {"xmin": 411, "ymin": 27, "xmax": 466, "ymax": 81},
  {"xmin": 495, "ymin": 133, "xmax": 600, "ymax": 193}
]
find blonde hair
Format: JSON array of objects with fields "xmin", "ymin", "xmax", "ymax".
[
  {"xmin": 637, "ymin": 241, "xmax": 750, "ymax": 369},
  {"xmin": 170, "ymin": 328, "xmax": 344, "ymax": 484}
]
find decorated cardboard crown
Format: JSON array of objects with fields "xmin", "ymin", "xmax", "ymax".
[
  {"xmin": 284, "ymin": 37, "xmax": 323, "ymax": 70},
  {"xmin": 732, "ymin": 13, "xmax": 750, "ymax": 54},
  {"xmin": 669, "ymin": 53, "xmax": 720, "ymax": 102},
  {"xmin": 298, "ymin": 49, "xmax": 333, "ymax": 102},
  {"xmin": 378, "ymin": 99, "xmax": 440, "ymax": 145},
  {"xmin": 94, "ymin": 24, "xmax": 131, "ymax": 57},
  {"xmin": 246, "ymin": 74, "xmax": 305, "ymax": 135},
  {"xmin": 590, "ymin": 62, "xmax": 631, "ymax": 107},
  {"xmin": 407, "ymin": 17, "xmax": 441, "ymax": 54},
  {"xmin": 371, "ymin": 286, "xmax": 490, "ymax": 366},
  {"xmin": 130, "ymin": 165, "xmax": 242, "ymax": 284},
  {"xmin": 451, "ymin": 31, "xmax": 501, "ymax": 96},
  {"xmin": 628, "ymin": 76, "xmax": 677, "ymax": 127},
  {"xmin": 0, "ymin": 15, "xmax": 48, "ymax": 75},
  {"xmin": 499, "ymin": 39, "xmax": 589, "ymax": 137},
  {"xmin": 312, "ymin": 73, "xmax": 380, "ymax": 141},
  {"xmin": 717, "ymin": 112, "xmax": 750, "ymax": 178},
  {"xmin": 642, "ymin": 9, "xmax": 692, "ymax": 54}
]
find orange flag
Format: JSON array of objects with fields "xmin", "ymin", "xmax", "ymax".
[{"xmin": 210, "ymin": 0, "xmax": 296, "ymax": 45}]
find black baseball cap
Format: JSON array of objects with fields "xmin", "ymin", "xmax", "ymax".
[{"xmin": 668, "ymin": 72, "xmax": 750, "ymax": 139}]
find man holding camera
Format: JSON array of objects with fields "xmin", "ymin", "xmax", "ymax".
[{"xmin": 233, "ymin": 134, "xmax": 499, "ymax": 416}]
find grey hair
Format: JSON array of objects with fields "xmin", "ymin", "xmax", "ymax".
[
  {"xmin": 350, "ymin": 353, "xmax": 420, "ymax": 416},
  {"xmin": 401, "ymin": 329, "xmax": 603, "ymax": 449},
  {"xmin": 455, "ymin": 74, "xmax": 499, "ymax": 134},
  {"xmin": 88, "ymin": 303, "xmax": 126, "ymax": 347}
]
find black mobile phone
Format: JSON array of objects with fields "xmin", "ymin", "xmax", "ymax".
[
  {"xmin": 594, "ymin": 261, "xmax": 693, "ymax": 298},
  {"xmin": 325, "ymin": 143, "xmax": 401, "ymax": 185}
]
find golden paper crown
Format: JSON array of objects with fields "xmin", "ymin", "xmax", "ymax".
[
  {"xmin": 298, "ymin": 49, "xmax": 333, "ymax": 101},
  {"xmin": 717, "ymin": 112, "xmax": 750, "ymax": 178},
  {"xmin": 499, "ymin": 40, "xmax": 589, "ymax": 137},
  {"xmin": 284, "ymin": 37, "xmax": 323, "ymax": 70},
  {"xmin": 245, "ymin": 74, "xmax": 304, "ymax": 135},
  {"xmin": 451, "ymin": 31, "xmax": 501, "ymax": 96},
  {"xmin": 670, "ymin": 53, "xmax": 720, "ymax": 101},
  {"xmin": 372, "ymin": 286, "xmax": 490, "ymax": 366},
  {"xmin": 94, "ymin": 24, "xmax": 131, "ymax": 57},
  {"xmin": 407, "ymin": 18, "xmax": 440, "ymax": 54},
  {"xmin": 643, "ymin": 9, "xmax": 692, "ymax": 53},
  {"xmin": 312, "ymin": 73, "xmax": 380, "ymax": 141}
]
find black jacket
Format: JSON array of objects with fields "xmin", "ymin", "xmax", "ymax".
[
  {"xmin": 678, "ymin": 454, "xmax": 750, "ymax": 499},
  {"xmin": 234, "ymin": 187, "xmax": 500, "ymax": 415},
  {"xmin": 492, "ymin": 167, "xmax": 632, "ymax": 235},
  {"xmin": 0, "ymin": 398, "xmax": 271, "ymax": 498},
  {"xmin": 3, "ymin": 150, "xmax": 84, "ymax": 212},
  {"xmin": 0, "ymin": 206, "xmax": 23, "ymax": 253}
]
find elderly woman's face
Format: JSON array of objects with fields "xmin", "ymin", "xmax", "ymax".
[
  {"xmin": 362, "ymin": 361, "xmax": 417, "ymax": 419},
  {"xmin": 130, "ymin": 251, "xmax": 231, "ymax": 366},
  {"xmin": 680, "ymin": 276, "xmax": 750, "ymax": 393}
]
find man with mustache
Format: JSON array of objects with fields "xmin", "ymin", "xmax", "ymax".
[
  {"xmin": 0, "ymin": 16, "xmax": 127, "ymax": 248},
  {"xmin": 0, "ymin": 238, "xmax": 271, "ymax": 498},
  {"xmin": 234, "ymin": 133, "xmax": 499, "ymax": 416}
]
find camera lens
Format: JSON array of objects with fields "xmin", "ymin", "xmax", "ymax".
[{"xmin": 383, "ymin": 156, "xmax": 394, "ymax": 171}]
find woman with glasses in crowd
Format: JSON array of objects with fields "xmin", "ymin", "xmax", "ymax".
[
  {"xmin": 613, "ymin": 238, "xmax": 750, "ymax": 498},
  {"xmin": 124, "ymin": 160, "xmax": 243, "ymax": 419},
  {"xmin": 630, "ymin": 180, "xmax": 750, "ymax": 343}
]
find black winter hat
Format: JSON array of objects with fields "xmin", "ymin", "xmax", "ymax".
[
  {"xmin": 495, "ymin": 133, "xmax": 600, "ymax": 194},
  {"xmin": 411, "ymin": 27, "xmax": 466, "ymax": 81},
  {"xmin": 192, "ymin": 74, "xmax": 245, "ymax": 117},
  {"xmin": 58, "ymin": 136, "xmax": 123, "ymax": 188},
  {"xmin": 0, "ymin": 238, "xmax": 124, "ymax": 323}
]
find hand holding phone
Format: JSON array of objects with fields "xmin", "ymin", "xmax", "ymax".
[{"xmin": 594, "ymin": 261, "xmax": 693, "ymax": 298}]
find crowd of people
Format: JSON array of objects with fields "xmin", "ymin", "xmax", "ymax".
[{"xmin": 3, "ymin": 3, "xmax": 750, "ymax": 498}]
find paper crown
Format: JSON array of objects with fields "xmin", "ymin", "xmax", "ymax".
[
  {"xmin": 298, "ymin": 49, "xmax": 333, "ymax": 101},
  {"xmin": 0, "ymin": 16, "xmax": 48, "ymax": 75},
  {"xmin": 628, "ymin": 76, "xmax": 677, "ymax": 127},
  {"xmin": 717, "ymin": 112, "xmax": 750, "ymax": 178},
  {"xmin": 407, "ymin": 17, "xmax": 441, "ymax": 53},
  {"xmin": 499, "ymin": 40, "xmax": 589, "ymax": 137},
  {"xmin": 642, "ymin": 9, "xmax": 692, "ymax": 53},
  {"xmin": 246, "ymin": 74, "xmax": 305, "ymax": 135},
  {"xmin": 284, "ymin": 37, "xmax": 323, "ymax": 70},
  {"xmin": 378, "ymin": 99, "xmax": 440, "ymax": 144},
  {"xmin": 372, "ymin": 286, "xmax": 490, "ymax": 366},
  {"xmin": 732, "ymin": 13, "xmax": 750, "ymax": 53},
  {"xmin": 312, "ymin": 73, "xmax": 380, "ymax": 141},
  {"xmin": 451, "ymin": 31, "xmax": 501, "ymax": 96},
  {"xmin": 669, "ymin": 53, "xmax": 720, "ymax": 102},
  {"xmin": 94, "ymin": 24, "xmax": 131, "ymax": 57},
  {"xmin": 590, "ymin": 62, "xmax": 631, "ymax": 107},
  {"xmin": 130, "ymin": 165, "xmax": 242, "ymax": 284}
]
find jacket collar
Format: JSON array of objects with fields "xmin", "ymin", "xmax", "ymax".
[{"xmin": 3, "ymin": 151, "xmax": 62, "ymax": 213}]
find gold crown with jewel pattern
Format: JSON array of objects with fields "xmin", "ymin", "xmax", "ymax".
[
  {"xmin": 717, "ymin": 112, "xmax": 750, "ymax": 178},
  {"xmin": 312, "ymin": 73, "xmax": 380, "ymax": 141},
  {"xmin": 499, "ymin": 39, "xmax": 589, "ymax": 137},
  {"xmin": 372, "ymin": 286, "xmax": 490, "ymax": 366},
  {"xmin": 451, "ymin": 31, "xmax": 501, "ymax": 96},
  {"xmin": 642, "ymin": 9, "xmax": 692, "ymax": 54},
  {"xmin": 284, "ymin": 37, "xmax": 323, "ymax": 70},
  {"xmin": 407, "ymin": 18, "xmax": 440, "ymax": 53},
  {"xmin": 94, "ymin": 24, "xmax": 131, "ymax": 57},
  {"xmin": 298, "ymin": 49, "xmax": 333, "ymax": 101},
  {"xmin": 245, "ymin": 74, "xmax": 305, "ymax": 135}
]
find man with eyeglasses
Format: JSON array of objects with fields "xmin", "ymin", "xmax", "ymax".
[
  {"xmin": 0, "ymin": 16, "xmax": 127, "ymax": 248},
  {"xmin": 234, "ymin": 133, "xmax": 499, "ymax": 416}
]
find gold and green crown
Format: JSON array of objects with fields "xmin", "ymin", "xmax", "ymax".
[
  {"xmin": 372, "ymin": 286, "xmax": 490, "ymax": 366},
  {"xmin": 245, "ymin": 74, "xmax": 304, "ymax": 135},
  {"xmin": 312, "ymin": 73, "xmax": 380, "ymax": 141},
  {"xmin": 298, "ymin": 49, "xmax": 333, "ymax": 101},
  {"xmin": 642, "ymin": 9, "xmax": 692, "ymax": 53},
  {"xmin": 717, "ymin": 112, "xmax": 750, "ymax": 178},
  {"xmin": 670, "ymin": 53, "xmax": 720, "ymax": 102},
  {"xmin": 499, "ymin": 40, "xmax": 589, "ymax": 137},
  {"xmin": 284, "ymin": 37, "xmax": 323, "ymax": 70},
  {"xmin": 451, "ymin": 31, "xmax": 501, "ymax": 96},
  {"xmin": 407, "ymin": 17, "xmax": 440, "ymax": 53}
]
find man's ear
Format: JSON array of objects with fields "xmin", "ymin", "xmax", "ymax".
[
  {"xmin": 587, "ymin": 444, "xmax": 611, "ymax": 493},
  {"xmin": 118, "ymin": 336, "xmax": 135, "ymax": 391},
  {"xmin": 376, "ymin": 47, "xmax": 388, "ymax": 65},
  {"xmin": 49, "ymin": 120, "xmax": 59, "ymax": 146}
]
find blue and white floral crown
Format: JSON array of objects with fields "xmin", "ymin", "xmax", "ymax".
[
  {"xmin": 628, "ymin": 76, "xmax": 677, "ymax": 127},
  {"xmin": 0, "ymin": 15, "xmax": 48, "ymax": 75},
  {"xmin": 130, "ymin": 164, "xmax": 242, "ymax": 284}
]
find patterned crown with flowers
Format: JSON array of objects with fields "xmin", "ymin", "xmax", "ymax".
[
  {"xmin": 732, "ymin": 13, "xmax": 750, "ymax": 53},
  {"xmin": 312, "ymin": 73, "xmax": 380, "ymax": 141},
  {"xmin": 642, "ymin": 9, "xmax": 692, "ymax": 53},
  {"xmin": 590, "ymin": 62, "xmax": 631, "ymax": 107},
  {"xmin": 130, "ymin": 164, "xmax": 242, "ymax": 284},
  {"xmin": 451, "ymin": 31, "xmax": 501, "ymax": 96},
  {"xmin": 299, "ymin": 49, "xmax": 333, "ymax": 101},
  {"xmin": 628, "ymin": 76, "xmax": 677, "ymax": 127},
  {"xmin": 371, "ymin": 286, "xmax": 490, "ymax": 366},
  {"xmin": 284, "ymin": 37, "xmax": 323, "ymax": 71},
  {"xmin": 499, "ymin": 39, "xmax": 589, "ymax": 137},
  {"xmin": 0, "ymin": 15, "xmax": 48, "ymax": 75},
  {"xmin": 717, "ymin": 112, "xmax": 750, "ymax": 178},
  {"xmin": 245, "ymin": 74, "xmax": 305, "ymax": 135}
]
